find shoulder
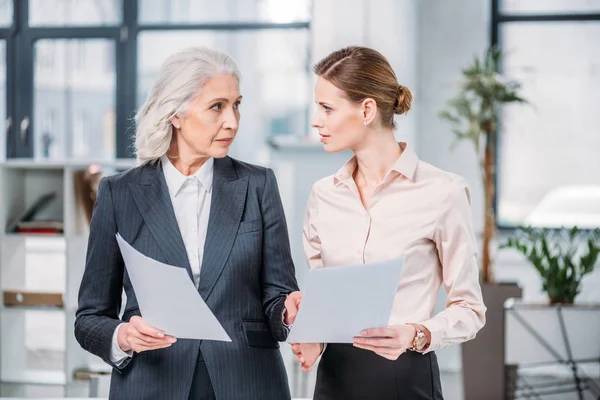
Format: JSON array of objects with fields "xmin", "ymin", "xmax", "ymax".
[
  {"xmin": 416, "ymin": 160, "xmax": 471, "ymax": 206},
  {"xmin": 99, "ymin": 164, "xmax": 146, "ymax": 192},
  {"xmin": 228, "ymin": 157, "xmax": 269, "ymax": 179},
  {"xmin": 310, "ymin": 174, "xmax": 335, "ymax": 198},
  {"xmin": 225, "ymin": 157, "xmax": 280, "ymax": 194}
]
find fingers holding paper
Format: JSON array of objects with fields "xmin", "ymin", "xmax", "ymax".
[
  {"xmin": 352, "ymin": 324, "xmax": 416, "ymax": 360},
  {"xmin": 291, "ymin": 342, "xmax": 323, "ymax": 372},
  {"xmin": 117, "ymin": 316, "xmax": 177, "ymax": 353}
]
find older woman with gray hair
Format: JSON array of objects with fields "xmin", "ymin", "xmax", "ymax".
[{"xmin": 75, "ymin": 47, "xmax": 301, "ymax": 400}]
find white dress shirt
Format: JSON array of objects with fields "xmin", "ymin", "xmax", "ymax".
[{"xmin": 110, "ymin": 155, "xmax": 214, "ymax": 364}]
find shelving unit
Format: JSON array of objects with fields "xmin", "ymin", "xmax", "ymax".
[{"xmin": 0, "ymin": 158, "xmax": 136, "ymax": 396}]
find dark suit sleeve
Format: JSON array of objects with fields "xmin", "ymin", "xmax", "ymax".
[
  {"xmin": 74, "ymin": 177, "xmax": 129, "ymax": 370},
  {"xmin": 260, "ymin": 168, "xmax": 299, "ymax": 341}
]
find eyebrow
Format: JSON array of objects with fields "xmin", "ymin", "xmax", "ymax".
[
  {"xmin": 210, "ymin": 96, "xmax": 243, "ymax": 103},
  {"xmin": 316, "ymin": 101, "xmax": 332, "ymax": 107}
]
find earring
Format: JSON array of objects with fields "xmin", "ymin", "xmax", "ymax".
[
  {"xmin": 364, "ymin": 120, "xmax": 368, "ymax": 125},
  {"xmin": 175, "ymin": 125, "xmax": 180, "ymax": 129}
]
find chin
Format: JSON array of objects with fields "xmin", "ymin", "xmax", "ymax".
[
  {"xmin": 323, "ymin": 142, "xmax": 346, "ymax": 154},
  {"xmin": 208, "ymin": 145, "xmax": 232, "ymax": 158},
  {"xmin": 212, "ymin": 150, "xmax": 230, "ymax": 158}
]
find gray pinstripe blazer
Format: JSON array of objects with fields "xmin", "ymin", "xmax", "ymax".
[{"xmin": 74, "ymin": 156, "xmax": 298, "ymax": 399}]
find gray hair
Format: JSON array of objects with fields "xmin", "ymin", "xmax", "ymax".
[{"xmin": 134, "ymin": 47, "xmax": 241, "ymax": 163}]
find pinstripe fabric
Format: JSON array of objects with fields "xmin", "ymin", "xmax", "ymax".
[{"xmin": 74, "ymin": 156, "xmax": 298, "ymax": 400}]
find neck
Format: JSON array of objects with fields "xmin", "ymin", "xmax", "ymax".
[
  {"xmin": 353, "ymin": 129, "xmax": 402, "ymax": 187},
  {"xmin": 167, "ymin": 141, "xmax": 209, "ymax": 176}
]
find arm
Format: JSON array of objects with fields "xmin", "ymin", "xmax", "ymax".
[
  {"xmin": 302, "ymin": 185, "xmax": 323, "ymax": 270},
  {"xmin": 292, "ymin": 187, "xmax": 326, "ymax": 369},
  {"xmin": 354, "ymin": 179, "xmax": 486, "ymax": 359},
  {"xmin": 417, "ymin": 178, "xmax": 487, "ymax": 353},
  {"xmin": 260, "ymin": 168, "xmax": 299, "ymax": 341},
  {"xmin": 74, "ymin": 177, "xmax": 129, "ymax": 369}
]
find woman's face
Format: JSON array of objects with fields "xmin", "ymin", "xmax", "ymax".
[
  {"xmin": 170, "ymin": 74, "xmax": 242, "ymax": 159},
  {"xmin": 311, "ymin": 77, "xmax": 367, "ymax": 153}
]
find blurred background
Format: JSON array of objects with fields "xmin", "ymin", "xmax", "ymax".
[{"xmin": 0, "ymin": 0, "xmax": 599, "ymax": 399}]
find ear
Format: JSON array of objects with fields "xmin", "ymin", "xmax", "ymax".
[
  {"xmin": 169, "ymin": 115, "xmax": 182, "ymax": 129},
  {"xmin": 361, "ymin": 98, "xmax": 378, "ymax": 125}
]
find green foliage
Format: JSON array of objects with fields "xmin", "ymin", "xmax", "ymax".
[
  {"xmin": 438, "ymin": 46, "xmax": 527, "ymax": 153},
  {"xmin": 501, "ymin": 227, "xmax": 600, "ymax": 304}
]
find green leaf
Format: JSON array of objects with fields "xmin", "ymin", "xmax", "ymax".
[{"xmin": 499, "ymin": 225, "xmax": 600, "ymax": 304}]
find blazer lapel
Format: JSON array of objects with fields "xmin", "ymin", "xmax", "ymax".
[
  {"xmin": 128, "ymin": 162, "xmax": 193, "ymax": 280},
  {"xmin": 198, "ymin": 156, "xmax": 248, "ymax": 300}
]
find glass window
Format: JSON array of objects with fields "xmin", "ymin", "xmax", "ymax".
[
  {"xmin": 497, "ymin": 22, "xmax": 600, "ymax": 228},
  {"xmin": 29, "ymin": 0, "xmax": 122, "ymax": 27},
  {"xmin": 0, "ymin": 0, "xmax": 12, "ymax": 26},
  {"xmin": 137, "ymin": 29, "xmax": 310, "ymax": 146},
  {"xmin": 501, "ymin": 0, "xmax": 600, "ymax": 15},
  {"xmin": 34, "ymin": 39, "xmax": 116, "ymax": 161},
  {"xmin": 138, "ymin": 0, "xmax": 311, "ymax": 24}
]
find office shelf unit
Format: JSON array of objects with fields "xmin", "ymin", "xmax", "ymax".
[{"xmin": 0, "ymin": 159, "xmax": 135, "ymax": 396}]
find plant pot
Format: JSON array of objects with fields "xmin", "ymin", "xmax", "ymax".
[
  {"xmin": 462, "ymin": 281, "xmax": 522, "ymax": 400},
  {"xmin": 549, "ymin": 296, "xmax": 574, "ymax": 305}
]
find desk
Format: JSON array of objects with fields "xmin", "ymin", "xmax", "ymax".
[{"xmin": 505, "ymin": 301, "xmax": 600, "ymax": 399}]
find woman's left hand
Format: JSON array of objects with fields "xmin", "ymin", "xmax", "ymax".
[
  {"xmin": 352, "ymin": 324, "xmax": 416, "ymax": 360},
  {"xmin": 284, "ymin": 291, "xmax": 303, "ymax": 325}
]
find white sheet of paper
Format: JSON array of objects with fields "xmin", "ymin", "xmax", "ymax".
[
  {"xmin": 115, "ymin": 233, "xmax": 231, "ymax": 341},
  {"xmin": 287, "ymin": 256, "xmax": 404, "ymax": 343}
]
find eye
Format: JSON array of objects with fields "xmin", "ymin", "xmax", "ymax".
[
  {"xmin": 210, "ymin": 103, "xmax": 222, "ymax": 111},
  {"xmin": 323, "ymin": 105, "xmax": 332, "ymax": 113},
  {"xmin": 233, "ymin": 100, "xmax": 242, "ymax": 109}
]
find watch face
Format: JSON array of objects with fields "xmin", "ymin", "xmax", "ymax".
[{"xmin": 416, "ymin": 333, "xmax": 427, "ymax": 349}]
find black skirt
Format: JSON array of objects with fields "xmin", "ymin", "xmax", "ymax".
[{"xmin": 314, "ymin": 344, "xmax": 444, "ymax": 400}]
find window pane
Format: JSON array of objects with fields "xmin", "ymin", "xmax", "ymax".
[
  {"xmin": 34, "ymin": 39, "xmax": 116, "ymax": 161},
  {"xmin": 29, "ymin": 0, "xmax": 121, "ymax": 26},
  {"xmin": 0, "ymin": 40, "xmax": 5, "ymax": 161},
  {"xmin": 138, "ymin": 30, "xmax": 310, "ymax": 159},
  {"xmin": 501, "ymin": 0, "xmax": 600, "ymax": 15},
  {"xmin": 498, "ymin": 22, "xmax": 600, "ymax": 228},
  {"xmin": 139, "ymin": 0, "xmax": 311, "ymax": 24},
  {"xmin": 0, "ymin": 0, "xmax": 12, "ymax": 26}
]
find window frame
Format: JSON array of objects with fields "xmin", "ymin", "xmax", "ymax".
[
  {"xmin": 3, "ymin": 0, "xmax": 311, "ymax": 159},
  {"xmin": 491, "ymin": 0, "xmax": 600, "ymax": 231}
]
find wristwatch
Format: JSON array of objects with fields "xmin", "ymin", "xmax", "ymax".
[{"xmin": 410, "ymin": 327, "xmax": 427, "ymax": 351}]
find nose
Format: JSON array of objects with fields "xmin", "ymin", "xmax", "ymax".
[
  {"xmin": 223, "ymin": 107, "xmax": 239, "ymax": 131},
  {"xmin": 311, "ymin": 110, "xmax": 323, "ymax": 129}
]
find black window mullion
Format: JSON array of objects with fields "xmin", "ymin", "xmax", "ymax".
[
  {"xmin": 137, "ymin": 21, "xmax": 310, "ymax": 31},
  {"xmin": 24, "ymin": 26, "xmax": 119, "ymax": 40},
  {"xmin": 1, "ymin": 0, "xmax": 16, "ymax": 158},
  {"xmin": 11, "ymin": 0, "xmax": 32, "ymax": 158},
  {"xmin": 116, "ymin": 0, "xmax": 138, "ymax": 159},
  {"xmin": 4, "ymin": 31, "xmax": 15, "ymax": 158},
  {"xmin": 497, "ymin": 13, "xmax": 600, "ymax": 22}
]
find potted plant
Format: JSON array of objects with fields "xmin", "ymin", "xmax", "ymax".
[
  {"xmin": 439, "ymin": 46, "xmax": 527, "ymax": 282},
  {"xmin": 438, "ymin": 46, "xmax": 528, "ymax": 399},
  {"xmin": 501, "ymin": 226, "xmax": 600, "ymax": 304}
]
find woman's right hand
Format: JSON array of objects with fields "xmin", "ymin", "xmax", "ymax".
[
  {"xmin": 117, "ymin": 316, "xmax": 177, "ymax": 353},
  {"xmin": 291, "ymin": 343, "xmax": 324, "ymax": 372}
]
